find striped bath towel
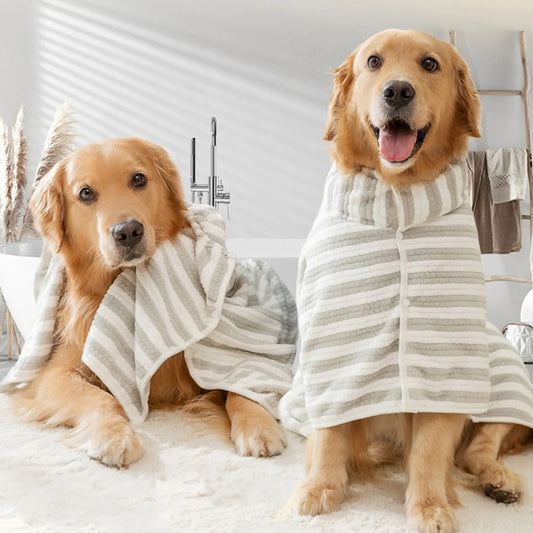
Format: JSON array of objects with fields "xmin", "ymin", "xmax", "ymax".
[
  {"xmin": 1, "ymin": 205, "xmax": 297, "ymax": 423},
  {"xmin": 279, "ymin": 162, "xmax": 533, "ymax": 436}
]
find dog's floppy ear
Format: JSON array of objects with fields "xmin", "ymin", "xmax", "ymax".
[
  {"xmin": 30, "ymin": 160, "xmax": 66, "ymax": 253},
  {"xmin": 324, "ymin": 51, "xmax": 356, "ymax": 142},
  {"xmin": 455, "ymin": 55, "xmax": 482, "ymax": 138}
]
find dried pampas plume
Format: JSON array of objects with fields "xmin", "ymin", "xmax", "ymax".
[
  {"xmin": 34, "ymin": 102, "xmax": 75, "ymax": 186},
  {"xmin": 0, "ymin": 118, "xmax": 15, "ymax": 242},
  {"xmin": 11, "ymin": 106, "xmax": 28, "ymax": 241},
  {"xmin": 0, "ymin": 103, "xmax": 75, "ymax": 242},
  {"xmin": 20, "ymin": 103, "xmax": 75, "ymax": 238}
]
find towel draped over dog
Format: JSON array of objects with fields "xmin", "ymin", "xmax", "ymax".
[
  {"xmin": 1, "ymin": 205, "xmax": 297, "ymax": 423},
  {"xmin": 279, "ymin": 162, "xmax": 533, "ymax": 436}
]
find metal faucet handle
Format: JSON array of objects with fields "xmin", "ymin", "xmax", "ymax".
[
  {"xmin": 211, "ymin": 117, "xmax": 217, "ymax": 145},
  {"xmin": 194, "ymin": 191, "xmax": 205, "ymax": 204}
]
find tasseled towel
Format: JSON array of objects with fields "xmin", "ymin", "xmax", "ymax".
[
  {"xmin": 467, "ymin": 150, "xmax": 522, "ymax": 254},
  {"xmin": 1, "ymin": 205, "xmax": 298, "ymax": 423},
  {"xmin": 279, "ymin": 161, "xmax": 533, "ymax": 437},
  {"xmin": 486, "ymin": 147, "xmax": 529, "ymax": 204}
]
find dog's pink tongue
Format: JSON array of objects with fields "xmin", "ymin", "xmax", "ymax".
[{"xmin": 379, "ymin": 127, "xmax": 417, "ymax": 162}]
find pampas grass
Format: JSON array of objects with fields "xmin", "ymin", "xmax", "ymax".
[
  {"xmin": 1, "ymin": 106, "xmax": 28, "ymax": 243},
  {"xmin": 0, "ymin": 103, "xmax": 75, "ymax": 241},
  {"xmin": 20, "ymin": 102, "xmax": 75, "ymax": 238},
  {"xmin": 0, "ymin": 103, "xmax": 75, "ymax": 358},
  {"xmin": 0, "ymin": 119, "xmax": 16, "ymax": 243},
  {"xmin": 11, "ymin": 106, "xmax": 28, "ymax": 241}
]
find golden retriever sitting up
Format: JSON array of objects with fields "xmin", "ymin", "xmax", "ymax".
[
  {"xmin": 283, "ymin": 30, "xmax": 533, "ymax": 533},
  {"xmin": 13, "ymin": 138, "xmax": 286, "ymax": 467}
]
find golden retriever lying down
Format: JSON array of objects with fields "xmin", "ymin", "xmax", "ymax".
[
  {"xmin": 11, "ymin": 138, "xmax": 287, "ymax": 466},
  {"xmin": 280, "ymin": 29, "xmax": 533, "ymax": 533}
]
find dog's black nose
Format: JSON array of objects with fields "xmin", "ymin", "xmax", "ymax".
[
  {"xmin": 111, "ymin": 219, "xmax": 144, "ymax": 247},
  {"xmin": 382, "ymin": 80, "xmax": 416, "ymax": 109}
]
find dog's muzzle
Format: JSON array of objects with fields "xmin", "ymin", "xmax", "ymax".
[
  {"xmin": 110, "ymin": 218, "xmax": 149, "ymax": 264},
  {"xmin": 382, "ymin": 80, "xmax": 415, "ymax": 110},
  {"xmin": 370, "ymin": 80, "xmax": 430, "ymax": 164},
  {"xmin": 109, "ymin": 219, "xmax": 147, "ymax": 266},
  {"xmin": 111, "ymin": 219, "xmax": 144, "ymax": 248}
]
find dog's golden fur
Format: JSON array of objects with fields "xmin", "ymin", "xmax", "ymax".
[
  {"xmin": 14, "ymin": 138, "xmax": 286, "ymax": 466},
  {"xmin": 287, "ymin": 29, "xmax": 532, "ymax": 533}
]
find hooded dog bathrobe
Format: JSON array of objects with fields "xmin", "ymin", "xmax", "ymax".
[
  {"xmin": 2, "ymin": 205, "xmax": 297, "ymax": 423},
  {"xmin": 279, "ymin": 162, "xmax": 533, "ymax": 437}
]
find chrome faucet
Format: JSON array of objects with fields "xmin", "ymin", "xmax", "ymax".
[{"xmin": 190, "ymin": 117, "xmax": 231, "ymax": 216}]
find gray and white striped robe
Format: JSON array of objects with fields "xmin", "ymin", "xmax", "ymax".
[
  {"xmin": 279, "ymin": 162, "xmax": 533, "ymax": 436},
  {"xmin": 2, "ymin": 205, "xmax": 297, "ymax": 423}
]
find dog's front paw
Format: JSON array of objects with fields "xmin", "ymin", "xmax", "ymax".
[
  {"xmin": 282, "ymin": 481, "xmax": 345, "ymax": 516},
  {"xmin": 70, "ymin": 416, "xmax": 143, "ymax": 468},
  {"xmin": 91, "ymin": 424, "xmax": 143, "ymax": 468},
  {"xmin": 231, "ymin": 419, "xmax": 286, "ymax": 457},
  {"xmin": 407, "ymin": 502, "xmax": 456, "ymax": 533}
]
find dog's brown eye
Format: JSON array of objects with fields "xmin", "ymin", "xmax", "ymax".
[
  {"xmin": 367, "ymin": 55, "xmax": 382, "ymax": 70},
  {"xmin": 422, "ymin": 57, "xmax": 439, "ymax": 72},
  {"xmin": 79, "ymin": 187, "xmax": 96, "ymax": 203},
  {"xmin": 131, "ymin": 173, "xmax": 147, "ymax": 189}
]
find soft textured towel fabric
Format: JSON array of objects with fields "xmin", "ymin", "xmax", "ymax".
[
  {"xmin": 467, "ymin": 150, "xmax": 521, "ymax": 254},
  {"xmin": 279, "ymin": 162, "xmax": 533, "ymax": 437},
  {"xmin": 1, "ymin": 205, "xmax": 297, "ymax": 423},
  {"xmin": 486, "ymin": 147, "xmax": 529, "ymax": 204}
]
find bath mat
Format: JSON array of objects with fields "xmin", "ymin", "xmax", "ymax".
[{"xmin": 1, "ymin": 392, "xmax": 533, "ymax": 533}]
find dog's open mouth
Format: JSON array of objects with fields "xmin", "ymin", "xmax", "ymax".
[{"xmin": 371, "ymin": 121, "xmax": 431, "ymax": 163}]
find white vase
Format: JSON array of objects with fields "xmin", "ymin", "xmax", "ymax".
[{"xmin": 0, "ymin": 241, "xmax": 42, "ymax": 340}]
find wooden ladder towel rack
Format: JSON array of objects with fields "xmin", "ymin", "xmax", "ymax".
[{"xmin": 450, "ymin": 30, "xmax": 533, "ymax": 284}]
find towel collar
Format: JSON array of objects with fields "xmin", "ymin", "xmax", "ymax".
[{"xmin": 322, "ymin": 161, "xmax": 468, "ymax": 230}]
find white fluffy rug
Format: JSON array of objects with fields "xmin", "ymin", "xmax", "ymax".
[{"xmin": 1, "ymin": 393, "xmax": 532, "ymax": 533}]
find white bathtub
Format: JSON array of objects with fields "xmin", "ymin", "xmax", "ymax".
[
  {"xmin": 0, "ymin": 239, "xmax": 303, "ymax": 340},
  {"xmin": 228, "ymin": 238, "xmax": 303, "ymax": 297},
  {"xmin": 0, "ymin": 241, "xmax": 43, "ymax": 340}
]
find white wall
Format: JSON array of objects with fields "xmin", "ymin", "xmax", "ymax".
[
  {"xmin": 1, "ymin": 0, "xmax": 533, "ymax": 328},
  {"xmin": 0, "ymin": 1, "xmax": 36, "ymax": 125}
]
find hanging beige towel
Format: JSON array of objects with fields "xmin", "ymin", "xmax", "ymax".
[
  {"xmin": 467, "ymin": 150, "xmax": 521, "ymax": 254},
  {"xmin": 486, "ymin": 147, "xmax": 528, "ymax": 204}
]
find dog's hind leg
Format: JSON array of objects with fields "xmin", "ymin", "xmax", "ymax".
[
  {"xmin": 405, "ymin": 413, "xmax": 466, "ymax": 533},
  {"xmin": 13, "ymin": 359, "xmax": 142, "ymax": 468},
  {"xmin": 283, "ymin": 423, "xmax": 352, "ymax": 516},
  {"xmin": 456, "ymin": 422, "xmax": 528, "ymax": 504}
]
